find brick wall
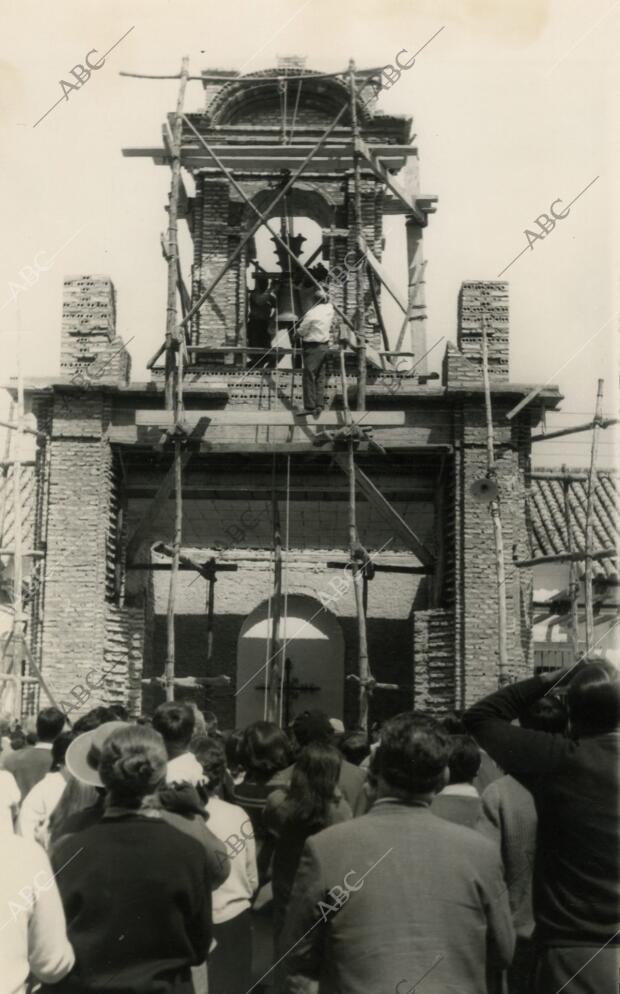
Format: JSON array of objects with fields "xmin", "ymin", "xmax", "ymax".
[{"xmin": 412, "ymin": 608, "xmax": 455, "ymax": 712}]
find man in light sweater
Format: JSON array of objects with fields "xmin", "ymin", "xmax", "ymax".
[
  {"xmin": 294, "ymin": 286, "xmax": 334, "ymax": 417},
  {"xmin": 152, "ymin": 701, "xmax": 203, "ymax": 785},
  {"xmin": 0, "ymin": 831, "xmax": 74, "ymax": 994}
]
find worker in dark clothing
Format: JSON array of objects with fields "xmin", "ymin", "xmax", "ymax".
[
  {"xmin": 247, "ymin": 272, "xmax": 276, "ymax": 368},
  {"xmin": 464, "ymin": 660, "xmax": 619, "ymax": 994}
]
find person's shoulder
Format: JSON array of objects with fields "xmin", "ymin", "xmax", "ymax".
[{"xmin": 430, "ymin": 811, "xmax": 500, "ymax": 861}]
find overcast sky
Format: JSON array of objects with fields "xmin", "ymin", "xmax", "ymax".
[{"xmin": 0, "ymin": 0, "xmax": 617, "ymax": 468}]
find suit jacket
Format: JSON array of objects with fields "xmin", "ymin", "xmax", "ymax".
[
  {"xmin": 431, "ymin": 791, "xmax": 482, "ymax": 830},
  {"xmin": 281, "ymin": 798, "xmax": 515, "ymax": 994}
]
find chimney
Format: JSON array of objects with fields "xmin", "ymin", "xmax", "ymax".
[
  {"xmin": 457, "ymin": 281, "xmax": 509, "ymax": 382},
  {"xmin": 60, "ymin": 275, "xmax": 130, "ymax": 384}
]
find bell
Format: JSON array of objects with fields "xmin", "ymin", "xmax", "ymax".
[
  {"xmin": 470, "ymin": 477, "xmax": 499, "ymax": 503},
  {"xmin": 274, "ymin": 274, "xmax": 301, "ymax": 326}
]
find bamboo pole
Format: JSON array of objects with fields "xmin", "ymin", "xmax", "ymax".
[
  {"xmin": 584, "ymin": 379, "xmax": 604, "ymax": 654},
  {"xmin": 530, "ymin": 417, "xmax": 617, "ymax": 443},
  {"xmin": 269, "ymin": 460, "xmax": 283, "ymax": 724},
  {"xmin": 349, "ymin": 60, "xmax": 366, "ymax": 410},
  {"xmin": 481, "ymin": 317, "xmax": 509, "ymax": 684},
  {"xmin": 164, "ymin": 57, "xmax": 189, "ymax": 411},
  {"xmin": 165, "ymin": 439, "xmax": 183, "ymax": 702},
  {"xmin": 348, "ymin": 441, "xmax": 370, "ymax": 729},
  {"xmin": 561, "ymin": 465, "xmax": 580, "ymax": 660},
  {"xmin": 8, "ymin": 318, "xmax": 24, "ymax": 719}
]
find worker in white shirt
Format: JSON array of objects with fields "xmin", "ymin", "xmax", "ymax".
[
  {"xmin": 0, "ymin": 832, "xmax": 75, "ymax": 994},
  {"xmin": 294, "ymin": 285, "xmax": 334, "ymax": 417},
  {"xmin": 18, "ymin": 731, "xmax": 73, "ymax": 846}
]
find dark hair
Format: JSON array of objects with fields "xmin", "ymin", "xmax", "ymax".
[
  {"xmin": 10, "ymin": 729, "xmax": 26, "ymax": 750},
  {"xmin": 36, "ymin": 707, "xmax": 65, "ymax": 743},
  {"xmin": 242, "ymin": 721, "xmax": 291, "ymax": 779},
  {"xmin": 223, "ymin": 728, "xmax": 244, "ymax": 775},
  {"xmin": 255, "ymin": 273, "xmax": 269, "ymax": 291},
  {"xmin": 48, "ymin": 776, "xmax": 100, "ymax": 842},
  {"xmin": 447, "ymin": 734, "xmax": 480, "ymax": 784},
  {"xmin": 191, "ymin": 735, "xmax": 227, "ymax": 793},
  {"xmin": 73, "ymin": 707, "xmax": 117, "ymax": 735},
  {"xmin": 107, "ymin": 703, "xmax": 129, "ymax": 722},
  {"xmin": 291, "ymin": 710, "xmax": 333, "ymax": 748},
  {"xmin": 567, "ymin": 661, "xmax": 620, "ymax": 737},
  {"xmin": 280, "ymin": 742, "xmax": 342, "ymax": 832},
  {"xmin": 152, "ymin": 702, "xmax": 195, "ymax": 748},
  {"xmin": 51, "ymin": 731, "xmax": 74, "ymax": 771},
  {"xmin": 339, "ymin": 729, "xmax": 370, "ymax": 766},
  {"xmin": 99, "ymin": 726, "xmax": 167, "ymax": 805},
  {"xmin": 375, "ymin": 714, "xmax": 450, "ymax": 796},
  {"xmin": 439, "ymin": 712, "xmax": 466, "ymax": 736},
  {"xmin": 520, "ymin": 696, "xmax": 568, "ymax": 734}
]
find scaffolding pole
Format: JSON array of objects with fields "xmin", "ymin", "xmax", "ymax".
[
  {"xmin": 349, "ymin": 60, "xmax": 366, "ymax": 410},
  {"xmin": 584, "ymin": 379, "xmax": 604, "ymax": 655},
  {"xmin": 482, "ymin": 317, "xmax": 508, "ymax": 684},
  {"xmin": 561, "ymin": 465, "xmax": 580, "ymax": 660}
]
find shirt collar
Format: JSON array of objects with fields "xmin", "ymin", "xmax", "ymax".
[
  {"xmin": 34, "ymin": 742, "xmax": 53, "ymax": 750},
  {"xmin": 439, "ymin": 783, "xmax": 479, "ymax": 798}
]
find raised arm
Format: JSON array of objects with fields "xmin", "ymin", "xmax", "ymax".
[{"xmin": 463, "ymin": 674, "xmax": 574, "ymax": 786}]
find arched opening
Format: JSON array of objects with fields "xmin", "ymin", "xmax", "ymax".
[{"xmin": 236, "ymin": 593, "xmax": 344, "ymax": 728}]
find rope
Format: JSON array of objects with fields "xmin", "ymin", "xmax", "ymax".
[
  {"xmin": 279, "ymin": 454, "xmax": 292, "ymax": 726},
  {"xmin": 263, "ymin": 584, "xmax": 272, "ymax": 721}
]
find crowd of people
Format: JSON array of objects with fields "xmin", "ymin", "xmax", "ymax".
[{"xmin": 0, "ymin": 659, "xmax": 618, "ymax": 994}]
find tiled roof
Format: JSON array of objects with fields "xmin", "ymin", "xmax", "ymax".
[{"xmin": 528, "ymin": 471, "xmax": 619, "ymax": 581}]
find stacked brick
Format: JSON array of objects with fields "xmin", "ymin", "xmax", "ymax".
[
  {"xmin": 103, "ymin": 604, "xmax": 145, "ymax": 715},
  {"xmin": 457, "ymin": 281, "xmax": 509, "ymax": 382},
  {"xmin": 412, "ymin": 609, "xmax": 455, "ymax": 712},
  {"xmin": 60, "ymin": 275, "xmax": 131, "ymax": 384}
]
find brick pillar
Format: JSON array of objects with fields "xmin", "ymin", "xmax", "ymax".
[
  {"xmin": 192, "ymin": 177, "xmax": 235, "ymax": 349},
  {"xmin": 40, "ymin": 392, "xmax": 115, "ymax": 710},
  {"xmin": 457, "ymin": 281, "xmax": 509, "ymax": 381},
  {"xmin": 405, "ymin": 218, "xmax": 427, "ymax": 372},
  {"xmin": 455, "ymin": 400, "xmax": 532, "ymax": 705}
]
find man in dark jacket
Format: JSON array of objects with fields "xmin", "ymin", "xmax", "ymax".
[{"xmin": 464, "ymin": 660, "xmax": 619, "ymax": 994}]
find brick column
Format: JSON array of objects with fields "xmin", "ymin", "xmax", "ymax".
[{"xmin": 40, "ymin": 392, "xmax": 115, "ymax": 709}]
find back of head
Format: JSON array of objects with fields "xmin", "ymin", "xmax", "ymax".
[
  {"xmin": 292, "ymin": 710, "xmax": 333, "ymax": 748},
  {"xmin": 36, "ymin": 707, "xmax": 65, "ymax": 743},
  {"xmin": 73, "ymin": 706, "xmax": 117, "ymax": 734},
  {"xmin": 242, "ymin": 720, "xmax": 291, "ymax": 778},
  {"xmin": 286, "ymin": 742, "xmax": 342, "ymax": 828},
  {"xmin": 191, "ymin": 734, "xmax": 227, "ymax": 794},
  {"xmin": 339, "ymin": 729, "xmax": 370, "ymax": 766},
  {"xmin": 152, "ymin": 701, "xmax": 195, "ymax": 749},
  {"xmin": 107, "ymin": 703, "xmax": 129, "ymax": 722},
  {"xmin": 99, "ymin": 725, "xmax": 167, "ymax": 805},
  {"xmin": 51, "ymin": 731, "xmax": 74, "ymax": 770},
  {"xmin": 520, "ymin": 695, "xmax": 568, "ymax": 734},
  {"xmin": 439, "ymin": 712, "xmax": 467, "ymax": 736},
  {"xmin": 375, "ymin": 713, "xmax": 451, "ymax": 798},
  {"xmin": 567, "ymin": 660, "xmax": 620, "ymax": 737},
  {"xmin": 447, "ymin": 734, "xmax": 481, "ymax": 785}
]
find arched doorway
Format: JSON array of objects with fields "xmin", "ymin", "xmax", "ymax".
[{"xmin": 235, "ymin": 594, "xmax": 344, "ymax": 728}]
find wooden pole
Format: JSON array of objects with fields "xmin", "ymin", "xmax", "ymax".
[
  {"xmin": 8, "ymin": 316, "xmax": 24, "ymax": 719},
  {"xmin": 584, "ymin": 379, "xmax": 604, "ymax": 655},
  {"xmin": 349, "ymin": 60, "xmax": 366, "ymax": 410},
  {"xmin": 165, "ymin": 439, "xmax": 183, "ymax": 702},
  {"xmin": 481, "ymin": 317, "xmax": 509, "ymax": 684},
  {"xmin": 561, "ymin": 465, "xmax": 579, "ymax": 660},
  {"xmin": 164, "ymin": 57, "xmax": 189, "ymax": 411},
  {"xmin": 348, "ymin": 441, "xmax": 370, "ymax": 729},
  {"xmin": 269, "ymin": 462, "xmax": 283, "ymax": 724}
]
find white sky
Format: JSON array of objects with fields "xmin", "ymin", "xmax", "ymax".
[{"xmin": 0, "ymin": 0, "xmax": 618, "ymax": 468}]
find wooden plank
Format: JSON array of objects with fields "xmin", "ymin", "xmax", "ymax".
[
  {"xmin": 125, "ymin": 450, "xmax": 192, "ymax": 564},
  {"xmin": 358, "ymin": 236, "xmax": 407, "ymax": 314},
  {"xmin": 585, "ymin": 380, "xmax": 604, "ymax": 654},
  {"xmin": 333, "ymin": 455, "xmax": 435, "ymax": 566},
  {"xmin": 514, "ymin": 547, "xmax": 615, "ymax": 568},
  {"xmin": 134, "ymin": 410, "xmax": 409, "ymax": 428},
  {"xmin": 354, "ymin": 137, "xmax": 425, "ymax": 224}
]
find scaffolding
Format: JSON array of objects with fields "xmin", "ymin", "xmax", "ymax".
[{"xmin": 122, "ymin": 56, "xmax": 436, "ymax": 727}]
